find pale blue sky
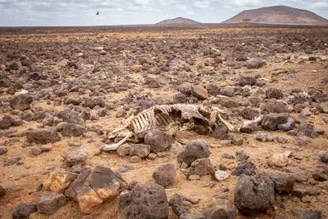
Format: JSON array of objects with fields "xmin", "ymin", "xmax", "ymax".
[{"xmin": 0, "ymin": 0, "xmax": 328, "ymax": 26}]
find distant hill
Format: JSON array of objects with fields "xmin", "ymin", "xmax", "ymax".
[
  {"xmin": 223, "ymin": 5, "xmax": 328, "ymax": 26},
  {"xmin": 156, "ymin": 17, "xmax": 201, "ymax": 26}
]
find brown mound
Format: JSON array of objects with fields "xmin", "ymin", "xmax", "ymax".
[
  {"xmin": 156, "ymin": 17, "xmax": 201, "ymax": 26},
  {"xmin": 223, "ymin": 5, "xmax": 328, "ymax": 26}
]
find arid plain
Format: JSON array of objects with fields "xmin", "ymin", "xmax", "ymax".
[{"xmin": 1, "ymin": 26, "xmax": 328, "ymax": 219}]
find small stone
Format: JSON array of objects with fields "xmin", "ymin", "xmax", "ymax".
[
  {"xmin": 232, "ymin": 160, "xmax": 256, "ymax": 176},
  {"xmin": 312, "ymin": 172, "xmax": 327, "ymax": 182},
  {"xmin": 152, "ymin": 163, "xmax": 176, "ymax": 188},
  {"xmin": 43, "ymin": 171, "xmax": 77, "ymax": 193},
  {"xmin": 0, "ymin": 147, "xmax": 8, "ymax": 155},
  {"xmin": 267, "ymin": 152, "xmax": 290, "ymax": 168},
  {"xmin": 177, "ymin": 140, "xmax": 210, "ymax": 166},
  {"xmin": 144, "ymin": 129, "xmax": 173, "ymax": 153},
  {"xmin": 246, "ymin": 58, "xmax": 264, "ymax": 69},
  {"xmin": 188, "ymin": 175, "xmax": 200, "ymax": 181},
  {"xmin": 188, "ymin": 158, "xmax": 215, "ymax": 177},
  {"xmin": 117, "ymin": 143, "xmax": 131, "ymax": 157},
  {"xmin": 148, "ymin": 153, "xmax": 157, "ymax": 160},
  {"xmin": 230, "ymin": 133, "xmax": 243, "ymax": 146},
  {"xmin": 26, "ymin": 128, "xmax": 60, "ymax": 144},
  {"xmin": 319, "ymin": 153, "xmax": 328, "ymax": 163},
  {"xmin": 41, "ymin": 144, "xmax": 52, "ymax": 152},
  {"xmin": 299, "ymin": 209, "xmax": 322, "ymax": 219},
  {"xmin": 0, "ymin": 185, "xmax": 6, "ymax": 197},
  {"xmin": 62, "ymin": 147, "xmax": 88, "ymax": 166},
  {"xmin": 30, "ymin": 146, "xmax": 42, "ymax": 156},
  {"xmin": 129, "ymin": 156, "xmax": 142, "ymax": 163},
  {"xmin": 214, "ymin": 170, "xmax": 230, "ymax": 181},
  {"xmin": 221, "ymin": 153, "xmax": 235, "ymax": 159},
  {"xmin": 12, "ymin": 203, "xmax": 37, "ymax": 219},
  {"xmin": 191, "ymin": 85, "xmax": 208, "ymax": 100},
  {"xmin": 180, "ymin": 213, "xmax": 205, "ymax": 219},
  {"xmin": 37, "ymin": 192, "xmax": 67, "ymax": 215},
  {"xmin": 3, "ymin": 157, "xmax": 21, "ymax": 166},
  {"xmin": 236, "ymin": 149, "xmax": 249, "ymax": 161},
  {"xmin": 130, "ymin": 144, "xmax": 150, "ymax": 158}
]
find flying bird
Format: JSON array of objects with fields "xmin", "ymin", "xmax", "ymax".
[{"xmin": 96, "ymin": 11, "xmax": 99, "ymax": 15}]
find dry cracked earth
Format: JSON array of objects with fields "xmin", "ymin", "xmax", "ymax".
[{"xmin": 0, "ymin": 26, "xmax": 328, "ymax": 219}]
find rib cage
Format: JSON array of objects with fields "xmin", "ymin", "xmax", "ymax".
[{"xmin": 101, "ymin": 104, "xmax": 235, "ymax": 152}]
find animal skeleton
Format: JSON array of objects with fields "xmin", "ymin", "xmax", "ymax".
[{"xmin": 100, "ymin": 104, "xmax": 236, "ymax": 152}]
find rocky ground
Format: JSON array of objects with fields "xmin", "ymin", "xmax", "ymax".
[{"xmin": 0, "ymin": 26, "xmax": 328, "ymax": 219}]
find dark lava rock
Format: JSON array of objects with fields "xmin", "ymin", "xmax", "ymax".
[
  {"xmin": 234, "ymin": 173, "xmax": 275, "ymax": 215},
  {"xmin": 57, "ymin": 110, "xmax": 83, "ymax": 124},
  {"xmin": 265, "ymin": 88, "xmax": 283, "ymax": 99},
  {"xmin": 56, "ymin": 122, "xmax": 85, "ymax": 137},
  {"xmin": 3, "ymin": 157, "xmax": 22, "ymax": 166},
  {"xmin": 232, "ymin": 160, "xmax": 256, "ymax": 176},
  {"xmin": 299, "ymin": 209, "xmax": 322, "ymax": 219},
  {"xmin": 267, "ymin": 171, "xmax": 295, "ymax": 194},
  {"xmin": 0, "ymin": 115, "xmax": 14, "ymax": 129},
  {"xmin": 212, "ymin": 125, "xmax": 229, "ymax": 140},
  {"xmin": 188, "ymin": 158, "xmax": 215, "ymax": 177},
  {"xmin": 299, "ymin": 124, "xmax": 319, "ymax": 138},
  {"xmin": 10, "ymin": 94, "xmax": 33, "ymax": 111},
  {"xmin": 12, "ymin": 203, "xmax": 37, "ymax": 219},
  {"xmin": 261, "ymin": 100, "xmax": 288, "ymax": 113},
  {"xmin": 83, "ymin": 97, "xmax": 105, "ymax": 109},
  {"xmin": 219, "ymin": 87, "xmax": 235, "ymax": 97},
  {"xmin": 177, "ymin": 82, "xmax": 193, "ymax": 96},
  {"xmin": 319, "ymin": 153, "xmax": 328, "ymax": 163},
  {"xmin": 0, "ymin": 185, "xmax": 6, "ymax": 197},
  {"xmin": 261, "ymin": 114, "xmax": 295, "ymax": 131},
  {"xmin": 65, "ymin": 165, "xmax": 126, "ymax": 214},
  {"xmin": 37, "ymin": 192, "xmax": 67, "ymax": 215},
  {"xmin": 312, "ymin": 172, "xmax": 327, "ymax": 182},
  {"xmin": 26, "ymin": 128, "xmax": 60, "ymax": 144},
  {"xmin": 204, "ymin": 199, "xmax": 238, "ymax": 219},
  {"xmin": 129, "ymin": 144, "xmax": 151, "ymax": 158},
  {"xmin": 241, "ymin": 108, "xmax": 260, "ymax": 120},
  {"xmin": 144, "ymin": 129, "xmax": 173, "ymax": 153},
  {"xmin": 246, "ymin": 58, "xmax": 265, "ymax": 69},
  {"xmin": 153, "ymin": 163, "xmax": 177, "ymax": 188},
  {"xmin": 206, "ymin": 83, "xmax": 220, "ymax": 96},
  {"xmin": 177, "ymin": 140, "xmax": 210, "ymax": 166},
  {"xmin": 118, "ymin": 183, "xmax": 168, "ymax": 219},
  {"xmin": 237, "ymin": 76, "xmax": 257, "ymax": 86}
]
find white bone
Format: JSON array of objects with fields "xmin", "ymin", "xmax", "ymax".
[{"xmin": 101, "ymin": 132, "xmax": 134, "ymax": 151}]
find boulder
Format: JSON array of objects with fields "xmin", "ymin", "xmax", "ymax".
[
  {"xmin": 188, "ymin": 158, "xmax": 215, "ymax": 177},
  {"xmin": 234, "ymin": 174, "xmax": 275, "ymax": 215},
  {"xmin": 118, "ymin": 183, "xmax": 168, "ymax": 219},
  {"xmin": 261, "ymin": 114, "xmax": 295, "ymax": 131},
  {"xmin": 62, "ymin": 147, "xmax": 88, "ymax": 166},
  {"xmin": 261, "ymin": 100, "xmax": 288, "ymax": 113},
  {"xmin": 26, "ymin": 128, "xmax": 60, "ymax": 144},
  {"xmin": 12, "ymin": 203, "xmax": 37, "ymax": 219},
  {"xmin": 246, "ymin": 58, "xmax": 264, "ymax": 69},
  {"xmin": 204, "ymin": 199, "xmax": 238, "ymax": 219},
  {"xmin": 232, "ymin": 160, "xmax": 256, "ymax": 176},
  {"xmin": 237, "ymin": 76, "xmax": 257, "ymax": 86},
  {"xmin": 57, "ymin": 110, "xmax": 83, "ymax": 124},
  {"xmin": 65, "ymin": 166, "xmax": 126, "ymax": 214},
  {"xmin": 83, "ymin": 97, "xmax": 105, "ymax": 109},
  {"xmin": 191, "ymin": 85, "xmax": 208, "ymax": 100},
  {"xmin": 241, "ymin": 108, "xmax": 260, "ymax": 120},
  {"xmin": 10, "ymin": 94, "xmax": 33, "ymax": 111},
  {"xmin": 37, "ymin": 192, "xmax": 67, "ymax": 215},
  {"xmin": 144, "ymin": 129, "xmax": 173, "ymax": 153},
  {"xmin": 265, "ymin": 88, "xmax": 283, "ymax": 99},
  {"xmin": 152, "ymin": 163, "xmax": 176, "ymax": 188},
  {"xmin": 0, "ymin": 115, "xmax": 14, "ymax": 129},
  {"xmin": 56, "ymin": 122, "xmax": 85, "ymax": 137},
  {"xmin": 177, "ymin": 140, "xmax": 210, "ymax": 166}
]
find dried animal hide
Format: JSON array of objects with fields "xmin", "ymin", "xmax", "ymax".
[{"xmin": 100, "ymin": 104, "xmax": 236, "ymax": 152}]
